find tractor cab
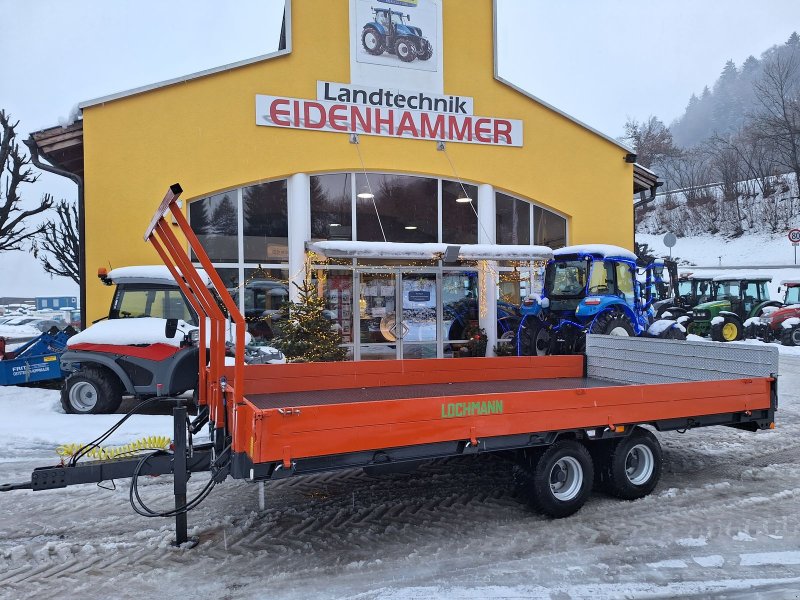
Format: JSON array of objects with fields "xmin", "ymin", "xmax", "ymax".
[
  {"xmin": 688, "ymin": 276, "xmax": 778, "ymax": 341},
  {"xmin": 780, "ymin": 281, "xmax": 800, "ymax": 305}
]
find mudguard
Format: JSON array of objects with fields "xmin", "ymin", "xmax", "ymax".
[
  {"xmin": 61, "ymin": 350, "xmax": 137, "ymax": 395},
  {"xmin": 752, "ymin": 300, "xmax": 783, "ymax": 317},
  {"xmin": 365, "ymin": 22, "xmax": 388, "ymax": 35}
]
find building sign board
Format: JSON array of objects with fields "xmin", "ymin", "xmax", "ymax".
[
  {"xmin": 256, "ymin": 94, "xmax": 522, "ymax": 146},
  {"xmin": 350, "ymin": 0, "xmax": 443, "ymax": 92}
]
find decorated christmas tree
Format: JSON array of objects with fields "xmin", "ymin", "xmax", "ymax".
[{"xmin": 271, "ymin": 280, "xmax": 348, "ymax": 363}]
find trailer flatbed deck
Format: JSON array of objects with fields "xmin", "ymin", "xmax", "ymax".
[{"xmin": 247, "ymin": 376, "xmax": 622, "ymax": 409}]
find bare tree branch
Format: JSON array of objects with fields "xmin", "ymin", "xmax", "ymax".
[
  {"xmin": 0, "ymin": 109, "xmax": 53, "ymax": 252},
  {"xmin": 32, "ymin": 198, "xmax": 80, "ymax": 284}
]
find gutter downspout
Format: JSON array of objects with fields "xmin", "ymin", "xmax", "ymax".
[{"xmin": 24, "ymin": 136, "xmax": 86, "ymax": 329}]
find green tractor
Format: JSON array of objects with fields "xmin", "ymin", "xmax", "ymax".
[{"xmin": 688, "ymin": 276, "xmax": 780, "ymax": 342}]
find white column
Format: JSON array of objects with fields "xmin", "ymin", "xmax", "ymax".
[
  {"xmin": 287, "ymin": 173, "xmax": 311, "ymax": 302},
  {"xmin": 477, "ymin": 184, "xmax": 498, "ymax": 356}
]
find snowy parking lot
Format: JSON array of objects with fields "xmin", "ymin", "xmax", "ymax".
[{"xmin": 1, "ymin": 352, "xmax": 799, "ymax": 599}]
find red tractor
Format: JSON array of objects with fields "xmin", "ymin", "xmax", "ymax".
[{"xmin": 745, "ymin": 280, "xmax": 800, "ymax": 346}]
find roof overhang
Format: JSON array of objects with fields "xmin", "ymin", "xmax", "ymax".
[
  {"xmin": 308, "ymin": 241, "xmax": 553, "ymax": 262},
  {"xmin": 633, "ymin": 163, "xmax": 661, "ymax": 196},
  {"xmin": 29, "ymin": 120, "xmax": 84, "ymax": 178}
]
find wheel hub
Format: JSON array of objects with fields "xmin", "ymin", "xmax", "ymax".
[
  {"xmin": 624, "ymin": 444, "xmax": 655, "ymax": 485},
  {"xmin": 69, "ymin": 381, "xmax": 98, "ymax": 412},
  {"xmin": 549, "ymin": 456, "xmax": 583, "ymax": 501},
  {"xmin": 722, "ymin": 322, "xmax": 738, "ymax": 341}
]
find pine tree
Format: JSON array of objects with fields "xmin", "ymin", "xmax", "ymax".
[
  {"xmin": 271, "ymin": 280, "xmax": 347, "ymax": 363},
  {"xmin": 787, "ymin": 32, "xmax": 799, "ymax": 47},
  {"xmin": 211, "ymin": 194, "xmax": 237, "ymax": 236}
]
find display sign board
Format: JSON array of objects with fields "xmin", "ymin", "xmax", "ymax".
[
  {"xmin": 256, "ymin": 93, "xmax": 523, "ymax": 146},
  {"xmin": 350, "ymin": 0, "xmax": 443, "ymax": 92}
]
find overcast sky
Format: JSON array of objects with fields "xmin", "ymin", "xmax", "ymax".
[{"xmin": 1, "ymin": 0, "xmax": 798, "ymax": 297}]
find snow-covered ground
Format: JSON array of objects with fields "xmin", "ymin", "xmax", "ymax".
[
  {"xmin": 1, "ymin": 352, "xmax": 800, "ymax": 599},
  {"xmin": 637, "ymin": 232, "xmax": 800, "ymax": 299}
]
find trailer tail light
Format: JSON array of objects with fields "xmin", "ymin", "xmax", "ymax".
[{"xmin": 770, "ymin": 422, "xmax": 776, "ymax": 429}]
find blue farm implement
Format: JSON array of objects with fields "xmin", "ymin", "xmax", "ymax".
[{"xmin": 0, "ymin": 327, "xmax": 76, "ymax": 386}]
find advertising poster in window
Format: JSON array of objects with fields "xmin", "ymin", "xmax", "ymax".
[{"xmin": 350, "ymin": 0, "xmax": 443, "ymax": 92}]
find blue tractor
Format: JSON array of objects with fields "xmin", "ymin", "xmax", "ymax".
[
  {"xmin": 361, "ymin": 7, "xmax": 433, "ymax": 62},
  {"xmin": 516, "ymin": 245, "xmax": 685, "ymax": 356}
]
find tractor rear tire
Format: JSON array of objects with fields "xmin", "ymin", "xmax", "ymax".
[
  {"xmin": 710, "ymin": 315, "xmax": 743, "ymax": 342},
  {"xmin": 595, "ymin": 427, "xmax": 662, "ymax": 500},
  {"xmin": 61, "ymin": 366, "xmax": 123, "ymax": 415},
  {"xmin": 521, "ymin": 440, "xmax": 594, "ymax": 518},
  {"xmin": 417, "ymin": 38, "xmax": 433, "ymax": 60},
  {"xmin": 518, "ymin": 317, "xmax": 550, "ymax": 356},
  {"xmin": 361, "ymin": 27, "xmax": 386, "ymax": 55},
  {"xmin": 781, "ymin": 326, "xmax": 800, "ymax": 347},
  {"xmin": 590, "ymin": 312, "xmax": 635, "ymax": 337},
  {"xmin": 395, "ymin": 38, "xmax": 417, "ymax": 62}
]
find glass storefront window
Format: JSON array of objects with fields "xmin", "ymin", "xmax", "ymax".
[
  {"xmin": 356, "ymin": 173, "xmax": 437, "ymax": 243},
  {"xmin": 442, "ymin": 180, "xmax": 478, "ymax": 244},
  {"xmin": 311, "ymin": 173, "xmax": 353, "ymax": 241},
  {"xmin": 322, "ymin": 270, "xmax": 354, "ymax": 345},
  {"xmin": 234, "ymin": 268, "xmax": 289, "ymax": 342},
  {"xmin": 534, "ymin": 206, "xmax": 567, "ymax": 249},
  {"xmin": 190, "ymin": 192, "xmax": 238, "ymax": 263},
  {"xmin": 496, "ymin": 192, "xmax": 531, "ymax": 245},
  {"xmin": 243, "ymin": 181, "xmax": 288, "ymax": 263},
  {"xmin": 359, "ymin": 272, "xmax": 397, "ymax": 344}
]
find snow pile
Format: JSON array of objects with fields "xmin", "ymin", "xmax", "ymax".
[
  {"xmin": 711, "ymin": 316, "xmax": 725, "ymax": 325},
  {"xmin": 107, "ymin": 265, "xmax": 212, "ymax": 287},
  {"xmin": 0, "ymin": 324, "xmax": 41, "ymax": 340},
  {"xmin": 0, "ymin": 386, "xmax": 172, "ymax": 461},
  {"xmin": 67, "ymin": 318, "xmax": 195, "ymax": 347},
  {"xmin": 648, "ymin": 319, "xmax": 677, "ymax": 336},
  {"xmin": 744, "ymin": 317, "xmax": 761, "ymax": 327},
  {"xmin": 553, "ymin": 244, "xmax": 637, "ymax": 261},
  {"xmin": 782, "ymin": 318, "xmax": 800, "ymax": 330}
]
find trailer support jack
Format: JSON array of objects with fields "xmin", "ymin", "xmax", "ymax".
[{"xmin": 172, "ymin": 402, "xmax": 194, "ymax": 547}]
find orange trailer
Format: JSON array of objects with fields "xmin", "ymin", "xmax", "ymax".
[{"xmin": 1, "ymin": 185, "xmax": 779, "ymax": 544}]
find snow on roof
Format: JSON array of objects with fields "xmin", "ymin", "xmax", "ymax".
[
  {"xmin": 67, "ymin": 318, "xmax": 195, "ymax": 348},
  {"xmin": 307, "ymin": 241, "xmax": 553, "ymax": 261},
  {"xmin": 107, "ymin": 266, "xmax": 212, "ymax": 287},
  {"xmin": 553, "ymin": 244, "xmax": 638, "ymax": 262},
  {"xmin": 712, "ymin": 274, "xmax": 772, "ymax": 282}
]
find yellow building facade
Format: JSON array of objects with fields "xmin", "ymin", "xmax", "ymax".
[{"xmin": 33, "ymin": 0, "xmax": 638, "ymax": 358}]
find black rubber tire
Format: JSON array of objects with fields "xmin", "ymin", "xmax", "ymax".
[
  {"xmin": 416, "ymin": 38, "xmax": 433, "ymax": 60},
  {"xmin": 744, "ymin": 323, "xmax": 758, "ymax": 340},
  {"xmin": 518, "ymin": 317, "xmax": 550, "ymax": 356},
  {"xmin": 394, "ymin": 38, "xmax": 417, "ymax": 62},
  {"xmin": 589, "ymin": 311, "xmax": 635, "ymax": 337},
  {"xmin": 710, "ymin": 315, "xmax": 743, "ymax": 342},
  {"xmin": 595, "ymin": 427, "xmax": 662, "ymax": 500},
  {"xmin": 361, "ymin": 27, "xmax": 386, "ymax": 55},
  {"xmin": 520, "ymin": 440, "xmax": 593, "ymax": 518},
  {"xmin": 781, "ymin": 326, "xmax": 800, "ymax": 347},
  {"xmin": 660, "ymin": 325, "xmax": 686, "ymax": 340},
  {"xmin": 61, "ymin": 366, "xmax": 123, "ymax": 414}
]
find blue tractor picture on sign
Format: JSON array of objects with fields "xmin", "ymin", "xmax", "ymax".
[{"xmin": 361, "ymin": 5, "xmax": 433, "ymax": 63}]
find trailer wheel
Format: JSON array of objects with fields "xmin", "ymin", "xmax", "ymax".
[
  {"xmin": 524, "ymin": 440, "xmax": 593, "ymax": 518},
  {"xmin": 61, "ymin": 366, "xmax": 123, "ymax": 414},
  {"xmin": 781, "ymin": 325, "xmax": 800, "ymax": 347},
  {"xmin": 598, "ymin": 427, "xmax": 662, "ymax": 500},
  {"xmin": 710, "ymin": 315, "xmax": 743, "ymax": 342}
]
